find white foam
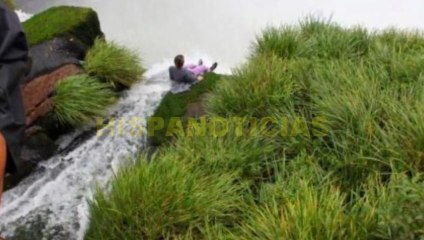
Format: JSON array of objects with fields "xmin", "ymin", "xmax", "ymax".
[{"xmin": 16, "ymin": 10, "xmax": 32, "ymax": 22}]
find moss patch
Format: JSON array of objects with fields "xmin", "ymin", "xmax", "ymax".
[
  {"xmin": 149, "ymin": 73, "xmax": 222, "ymax": 146},
  {"xmin": 23, "ymin": 6, "xmax": 102, "ymax": 47},
  {"xmin": 4, "ymin": 0, "xmax": 16, "ymax": 10}
]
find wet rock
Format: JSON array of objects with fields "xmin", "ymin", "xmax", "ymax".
[
  {"xmin": 22, "ymin": 129, "xmax": 57, "ymax": 161},
  {"xmin": 4, "ymin": 129, "xmax": 57, "ymax": 191},
  {"xmin": 4, "ymin": 125, "xmax": 97, "ymax": 190},
  {"xmin": 25, "ymin": 37, "xmax": 87, "ymax": 82},
  {"xmin": 23, "ymin": 6, "xmax": 103, "ymax": 47},
  {"xmin": 6, "ymin": 210, "xmax": 71, "ymax": 240}
]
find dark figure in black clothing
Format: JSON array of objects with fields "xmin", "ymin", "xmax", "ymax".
[{"xmin": 0, "ymin": 1, "xmax": 30, "ymax": 202}]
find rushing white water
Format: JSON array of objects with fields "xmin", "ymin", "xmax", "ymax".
[{"xmin": 15, "ymin": 10, "xmax": 32, "ymax": 22}]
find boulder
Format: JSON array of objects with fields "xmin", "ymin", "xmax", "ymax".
[
  {"xmin": 3, "ymin": 6, "xmax": 104, "ymax": 189},
  {"xmin": 23, "ymin": 6, "xmax": 103, "ymax": 47},
  {"xmin": 4, "ymin": 128, "xmax": 57, "ymax": 191},
  {"xmin": 21, "ymin": 6, "xmax": 103, "ymax": 81},
  {"xmin": 20, "ymin": 5, "xmax": 104, "ymax": 126},
  {"xmin": 25, "ymin": 37, "xmax": 87, "ymax": 81},
  {"xmin": 4, "ymin": 0, "xmax": 16, "ymax": 10}
]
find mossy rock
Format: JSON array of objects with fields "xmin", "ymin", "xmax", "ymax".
[
  {"xmin": 149, "ymin": 73, "xmax": 222, "ymax": 146},
  {"xmin": 3, "ymin": 0, "xmax": 16, "ymax": 10},
  {"xmin": 23, "ymin": 6, "xmax": 103, "ymax": 47}
]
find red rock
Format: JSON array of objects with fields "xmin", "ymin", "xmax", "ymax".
[
  {"xmin": 25, "ymin": 98, "xmax": 53, "ymax": 126},
  {"xmin": 22, "ymin": 64, "xmax": 82, "ymax": 127}
]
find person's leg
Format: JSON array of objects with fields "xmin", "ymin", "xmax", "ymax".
[
  {"xmin": 0, "ymin": 133, "xmax": 6, "ymax": 203},
  {"xmin": 186, "ymin": 65, "xmax": 210, "ymax": 76},
  {"xmin": 185, "ymin": 64, "xmax": 197, "ymax": 69}
]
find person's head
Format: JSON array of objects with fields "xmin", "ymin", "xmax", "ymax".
[{"xmin": 174, "ymin": 54, "xmax": 184, "ymax": 69}]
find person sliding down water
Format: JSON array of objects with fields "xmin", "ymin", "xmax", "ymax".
[
  {"xmin": 169, "ymin": 54, "xmax": 218, "ymax": 84},
  {"xmin": 0, "ymin": 1, "xmax": 30, "ymax": 204}
]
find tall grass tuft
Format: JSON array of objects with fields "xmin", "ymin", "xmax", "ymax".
[
  {"xmin": 170, "ymin": 126, "xmax": 283, "ymax": 186},
  {"xmin": 52, "ymin": 74, "xmax": 116, "ymax": 127},
  {"xmin": 254, "ymin": 17, "xmax": 370, "ymax": 60},
  {"xmin": 238, "ymin": 154, "xmax": 371, "ymax": 240},
  {"xmin": 84, "ymin": 38, "xmax": 145, "ymax": 89},
  {"xmin": 86, "ymin": 156, "xmax": 244, "ymax": 239},
  {"xmin": 205, "ymin": 53, "xmax": 301, "ymax": 118}
]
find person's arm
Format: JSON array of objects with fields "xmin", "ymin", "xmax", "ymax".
[
  {"xmin": 169, "ymin": 67, "xmax": 174, "ymax": 81},
  {"xmin": 184, "ymin": 70, "xmax": 199, "ymax": 84}
]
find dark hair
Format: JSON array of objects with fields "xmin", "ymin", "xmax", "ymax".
[{"xmin": 174, "ymin": 54, "xmax": 184, "ymax": 68}]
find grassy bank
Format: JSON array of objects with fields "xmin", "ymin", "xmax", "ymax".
[{"xmin": 87, "ymin": 18, "xmax": 424, "ymax": 239}]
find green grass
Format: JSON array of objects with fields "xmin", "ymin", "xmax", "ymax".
[
  {"xmin": 84, "ymin": 39, "xmax": 145, "ymax": 89},
  {"xmin": 240, "ymin": 173, "xmax": 357, "ymax": 239},
  {"xmin": 52, "ymin": 74, "xmax": 117, "ymax": 127},
  {"xmin": 238, "ymin": 155, "xmax": 424, "ymax": 240},
  {"xmin": 254, "ymin": 17, "xmax": 370, "ymax": 60},
  {"xmin": 87, "ymin": 18, "xmax": 424, "ymax": 239},
  {"xmin": 205, "ymin": 54, "xmax": 301, "ymax": 118},
  {"xmin": 149, "ymin": 72, "xmax": 221, "ymax": 146},
  {"xmin": 86, "ymin": 156, "xmax": 245, "ymax": 240},
  {"xmin": 23, "ymin": 6, "xmax": 102, "ymax": 47}
]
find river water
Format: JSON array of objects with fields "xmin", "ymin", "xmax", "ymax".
[{"xmin": 2, "ymin": 0, "xmax": 424, "ymax": 239}]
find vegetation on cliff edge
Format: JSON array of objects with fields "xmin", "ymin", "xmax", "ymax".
[
  {"xmin": 23, "ymin": 6, "xmax": 102, "ymax": 47},
  {"xmin": 84, "ymin": 39, "xmax": 145, "ymax": 89}
]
